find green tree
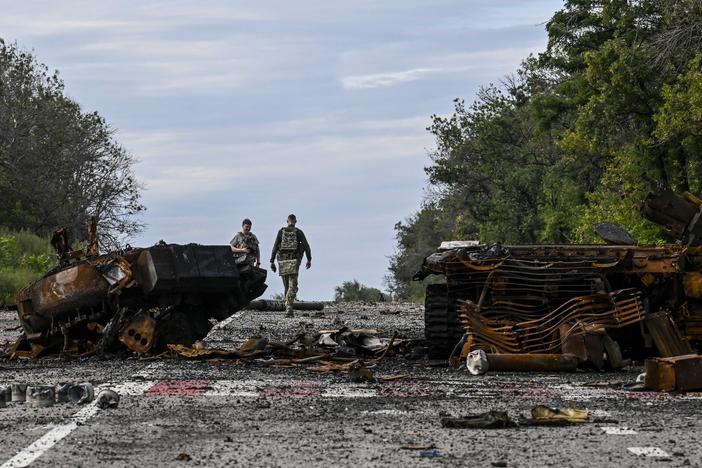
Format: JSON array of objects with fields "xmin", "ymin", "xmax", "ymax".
[
  {"xmin": 0, "ymin": 40, "xmax": 144, "ymax": 248},
  {"xmin": 334, "ymin": 280, "xmax": 385, "ymax": 302},
  {"xmin": 389, "ymin": 0, "xmax": 702, "ymax": 297}
]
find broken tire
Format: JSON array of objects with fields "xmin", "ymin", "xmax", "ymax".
[{"xmin": 424, "ymin": 283, "xmax": 463, "ymax": 358}]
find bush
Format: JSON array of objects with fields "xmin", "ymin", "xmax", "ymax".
[
  {"xmin": 334, "ymin": 280, "xmax": 387, "ymax": 302},
  {"xmin": 0, "ymin": 229, "xmax": 56, "ymax": 306}
]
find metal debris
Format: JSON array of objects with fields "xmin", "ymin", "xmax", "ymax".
[
  {"xmin": 12, "ymin": 221, "xmax": 268, "ymax": 358},
  {"xmin": 644, "ymin": 354, "xmax": 702, "ymax": 392},
  {"xmin": 466, "ymin": 350, "xmax": 579, "ymax": 374},
  {"xmin": 416, "ymin": 185, "xmax": 702, "ymax": 371},
  {"xmin": 95, "ymin": 389, "xmax": 120, "ymax": 409},
  {"xmin": 26, "ymin": 386, "xmax": 55, "ymax": 408}
]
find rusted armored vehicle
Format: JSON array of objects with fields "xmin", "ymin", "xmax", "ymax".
[
  {"xmin": 13, "ymin": 235, "xmax": 267, "ymax": 357},
  {"xmin": 415, "ymin": 185, "xmax": 702, "ymax": 366}
]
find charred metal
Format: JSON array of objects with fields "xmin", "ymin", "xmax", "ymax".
[
  {"xmin": 416, "ymin": 185, "xmax": 702, "ymax": 378},
  {"xmin": 11, "ymin": 227, "xmax": 267, "ymax": 358}
]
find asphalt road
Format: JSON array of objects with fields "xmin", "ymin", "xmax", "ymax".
[{"xmin": 1, "ymin": 303, "xmax": 701, "ymax": 468}]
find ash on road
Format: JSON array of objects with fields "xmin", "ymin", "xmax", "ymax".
[{"xmin": 1, "ymin": 303, "xmax": 700, "ymax": 467}]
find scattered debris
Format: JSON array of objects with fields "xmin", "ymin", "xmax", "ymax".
[
  {"xmin": 644, "ymin": 354, "xmax": 702, "ymax": 392},
  {"xmin": 442, "ymin": 406, "xmax": 590, "ymax": 429},
  {"xmin": 95, "ymin": 389, "xmax": 120, "ymax": 409},
  {"xmin": 466, "ymin": 350, "xmax": 579, "ymax": 375},
  {"xmin": 11, "ymin": 383, "xmax": 26, "ymax": 402},
  {"xmin": 175, "ymin": 453, "xmax": 192, "ymax": 462},
  {"xmin": 525, "ymin": 405, "xmax": 588, "ymax": 425},
  {"xmin": 347, "ymin": 361, "xmax": 375, "ymax": 383},
  {"xmin": 419, "ymin": 449, "xmax": 442, "ymax": 459},
  {"xmin": 26, "ymin": 386, "xmax": 55, "ymax": 408},
  {"xmin": 441, "ymin": 410, "xmax": 516, "ymax": 429}
]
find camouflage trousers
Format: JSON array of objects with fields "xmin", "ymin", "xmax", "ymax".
[{"xmin": 282, "ymin": 274, "xmax": 298, "ymax": 311}]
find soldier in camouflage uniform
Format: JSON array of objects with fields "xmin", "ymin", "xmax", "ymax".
[
  {"xmin": 270, "ymin": 214, "xmax": 312, "ymax": 317},
  {"xmin": 230, "ymin": 218, "xmax": 260, "ymax": 267}
]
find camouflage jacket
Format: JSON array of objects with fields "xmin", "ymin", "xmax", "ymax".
[
  {"xmin": 270, "ymin": 226, "xmax": 311, "ymax": 263},
  {"xmin": 230, "ymin": 232, "xmax": 260, "ymax": 266}
]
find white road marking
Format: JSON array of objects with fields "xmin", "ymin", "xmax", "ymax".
[
  {"xmin": 627, "ymin": 447, "xmax": 671, "ymax": 457},
  {"xmin": 601, "ymin": 427, "xmax": 637, "ymax": 435},
  {"xmin": 0, "ymin": 382, "xmax": 131, "ymax": 468},
  {"xmin": 132, "ymin": 362, "xmax": 163, "ymax": 379}
]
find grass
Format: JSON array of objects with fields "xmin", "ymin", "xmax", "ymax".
[{"xmin": 0, "ymin": 228, "xmax": 56, "ymax": 307}]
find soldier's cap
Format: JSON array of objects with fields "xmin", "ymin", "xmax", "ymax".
[{"xmin": 287, "ymin": 214, "xmax": 296, "ymax": 222}]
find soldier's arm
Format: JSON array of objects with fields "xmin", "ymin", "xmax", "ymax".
[
  {"xmin": 298, "ymin": 229, "xmax": 312, "ymax": 261},
  {"xmin": 253, "ymin": 235, "xmax": 261, "ymax": 265},
  {"xmin": 270, "ymin": 229, "xmax": 282, "ymax": 263}
]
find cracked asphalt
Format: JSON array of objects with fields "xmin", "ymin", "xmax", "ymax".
[{"xmin": 1, "ymin": 303, "xmax": 701, "ymax": 468}]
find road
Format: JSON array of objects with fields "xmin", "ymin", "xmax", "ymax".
[{"xmin": 1, "ymin": 304, "xmax": 701, "ymax": 467}]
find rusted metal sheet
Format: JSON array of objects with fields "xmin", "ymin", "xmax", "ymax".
[
  {"xmin": 644, "ymin": 311, "xmax": 693, "ymax": 357},
  {"xmin": 644, "ymin": 354, "xmax": 702, "ymax": 392}
]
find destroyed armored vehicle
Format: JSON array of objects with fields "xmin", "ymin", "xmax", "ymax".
[
  {"xmin": 12, "ymin": 230, "xmax": 267, "ymax": 358},
  {"xmin": 415, "ymin": 185, "xmax": 702, "ymax": 367}
]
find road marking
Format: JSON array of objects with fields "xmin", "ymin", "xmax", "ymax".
[
  {"xmin": 146, "ymin": 380, "xmax": 213, "ymax": 397},
  {"xmin": 627, "ymin": 447, "xmax": 670, "ymax": 457},
  {"xmin": 0, "ymin": 383, "xmax": 131, "ymax": 468},
  {"xmin": 601, "ymin": 427, "xmax": 637, "ymax": 435}
]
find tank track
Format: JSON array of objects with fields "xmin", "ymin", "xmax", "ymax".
[{"xmin": 424, "ymin": 283, "xmax": 463, "ymax": 358}]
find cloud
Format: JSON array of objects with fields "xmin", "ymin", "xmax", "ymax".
[
  {"xmin": 341, "ymin": 67, "xmax": 439, "ymax": 89},
  {"xmin": 0, "ymin": 0, "xmax": 559, "ymax": 298}
]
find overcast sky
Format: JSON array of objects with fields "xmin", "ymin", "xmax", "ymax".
[{"xmin": 0, "ymin": 0, "xmax": 563, "ymax": 299}]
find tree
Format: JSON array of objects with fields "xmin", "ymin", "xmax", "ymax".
[
  {"xmin": 334, "ymin": 280, "xmax": 385, "ymax": 302},
  {"xmin": 388, "ymin": 0, "xmax": 702, "ymax": 298},
  {"xmin": 0, "ymin": 40, "xmax": 144, "ymax": 248}
]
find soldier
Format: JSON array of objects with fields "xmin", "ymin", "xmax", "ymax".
[
  {"xmin": 270, "ymin": 214, "xmax": 312, "ymax": 317},
  {"xmin": 230, "ymin": 218, "xmax": 260, "ymax": 267}
]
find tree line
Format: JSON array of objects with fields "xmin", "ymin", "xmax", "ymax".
[
  {"xmin": 0, "ymin": 39, "xmax": 144, "ymax": 249},
  {"xmin": 388, "ymin": 0, "xmax": 702, "ymax": 300}
]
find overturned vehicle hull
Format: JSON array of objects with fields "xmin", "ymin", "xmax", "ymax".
[
  {"xmin": 415, "ymin": 186, "xmax": 702, "ymax": 367},
  {"xmin": 14, "ymin": 244, "xmax": 267, "ymax": 357}
]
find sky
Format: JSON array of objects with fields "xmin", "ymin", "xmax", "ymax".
[{"xmin": 0, "ymin": 0, "xmax": 564, "ymax": 300}]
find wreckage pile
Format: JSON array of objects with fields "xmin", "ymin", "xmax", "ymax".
[
  {"xmin": 9, "ymin": 222, "xmax": 268, "ymax": 359},
  {"xmin": 166, "ymin": 326, "xmax": 405, "ymax": 381},
  {"xmin": 416, "ymin": 185, "xmax": 702, "ymax": 391}
]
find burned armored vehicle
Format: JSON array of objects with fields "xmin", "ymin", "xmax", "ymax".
[
  {"xmin": 415, "ymin": 185, "xmax": 702, "ymax": 367},
  {"xmin": 12, "ymin": 229, "xmax": 267, "ymax": 358}
]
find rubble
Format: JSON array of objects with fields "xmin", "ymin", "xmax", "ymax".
[{"xmin": 415, "ymin": 184, "xmax": 702, "ymax": 375}]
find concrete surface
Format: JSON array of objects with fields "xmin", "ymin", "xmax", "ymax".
[{"xmin": 1, "ymin": 304, "xmax": 701, "ymax": 467}]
